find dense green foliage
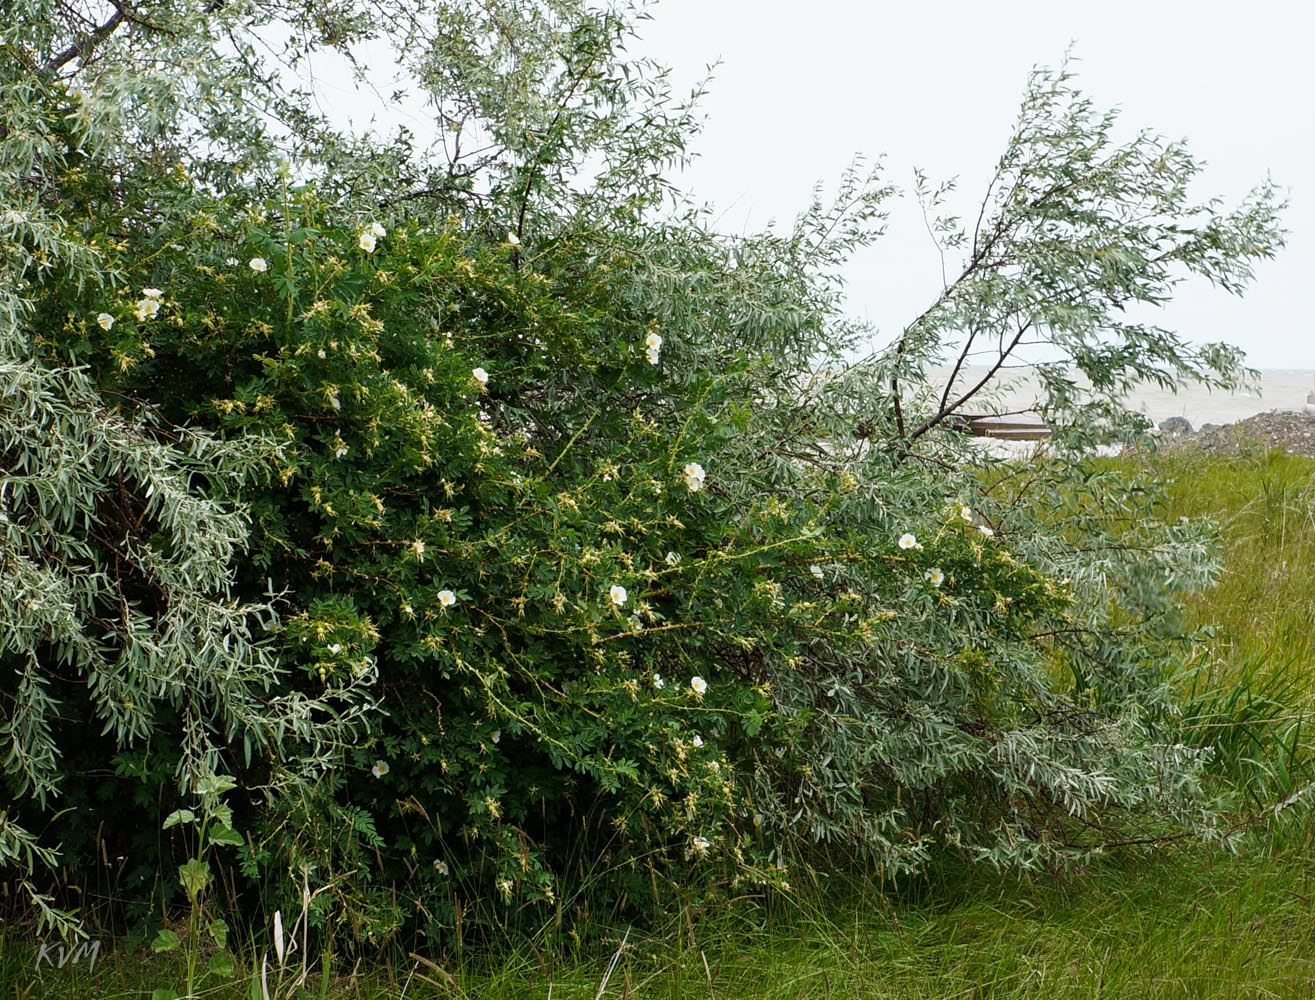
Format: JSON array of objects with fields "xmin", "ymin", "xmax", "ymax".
[
  {"xmin": 7, "ymin": 448, "xmax": 1315, "ymax": 997},
  {"xmin": 1, "ymin": 0, "xmax": 1288, "ymax": 957}
]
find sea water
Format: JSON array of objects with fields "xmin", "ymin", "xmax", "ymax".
[{"xmin": 931, "ymin": 368, "xmax": 1315, "ymax": 428}]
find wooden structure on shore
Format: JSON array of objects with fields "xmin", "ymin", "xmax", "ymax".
[{"xmin": 962, "ymin": 415, "xmax": 1052, "ymax": 441}]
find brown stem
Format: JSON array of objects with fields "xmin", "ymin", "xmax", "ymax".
[
  {"xmin": 906, "ymin": 318, "xmax": 1033, "ymax": 443},
  {"xmin": 43, "ymin": 8, "xmax": 126, "ymax": 74}
]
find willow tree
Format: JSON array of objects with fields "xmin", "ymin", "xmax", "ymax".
[{"xmin": 0, "ymin": 7, "xmax": 375, "ymax": 935}]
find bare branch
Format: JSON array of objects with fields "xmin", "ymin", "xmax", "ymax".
[{"xmin": 43, "ymin": 6, "xmax": 126, "ymax": 75}]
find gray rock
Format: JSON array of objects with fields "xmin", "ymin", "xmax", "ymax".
[{"xmin": 1158, "ymin": 416, "xmax": 1193, "ymax": 436}]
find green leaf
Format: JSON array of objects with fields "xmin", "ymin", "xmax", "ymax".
[
  {"xmin": 208, "ymin": 951, "xmax": 237, "ymax": 979},
  {"xmin": 178, "ymin": 858, "xmax": 212, "ymax": 899},
  {"xmin": 207, "ymin": 825, "xmax": 244, "ymax": 847},
  {"xmin": 151, "ymin": 928, "xmax": 181, "ymax": 953},
  {"xmin": 206, "ymin": 918, "xmax": 230, "ymax": 949},
  {"xmin": 161, "ymin": 809, "xmax": 196, "ymax": 830},
  {"xmin": 151, "ymin": 988, "xmax": 176, "ymax": 1000},
  {"xmin": 195, "ymin": 774, "xmax": 238, "ymax": 797}
]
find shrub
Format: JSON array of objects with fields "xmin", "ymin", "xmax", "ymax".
[{"xmin": 5, "ymin": 0, "xmax": 1286, "ymax": 949}]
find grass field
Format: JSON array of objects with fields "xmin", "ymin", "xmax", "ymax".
[{"xmin": 5, "ymin": 448, "xmax": 1314, "ymax": 1000}]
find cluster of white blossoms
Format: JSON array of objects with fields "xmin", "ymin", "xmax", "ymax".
[
  {"xmin": 133, "ymin": 287, "xmax": 163, "ymax": 322},
  {"xmin": 951, "ymin": 501, "xmax": 995, "ymax": 537},
  {"xmin": 898, "ymin": 532, "xmax": 922, "ymax": 551},
  {"xmin": 682, "ymin": 462, "xmax": 706, "ymax": 493},
  {"xmin": 358, "ymin": 221, "xmax": 386, "ymax": 253},
  {"xmin": 644, "ymin": 330, "xmax": 662, "ymax": 365}
]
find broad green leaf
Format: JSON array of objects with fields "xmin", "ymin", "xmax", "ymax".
[
  {"xmin": 161, "ymin": 809, "xmax": 196, "ymax": 830},
  {"xmin": 207, "ymin": 825, "xmax": 244, "ymax": 847},
  {"xmin": 178, "ymin": 858, "xmax": 212, "ymax": 899},
  {"xmin": 207, "ymin": 918, "xmax": 230, "ymax": 949},
  {"xmin": 208, "ymin": 951, "xmax": 237, "ymax": 978}
]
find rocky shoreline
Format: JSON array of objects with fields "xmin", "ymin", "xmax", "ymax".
[{"xmin": 1156, "ymin": 409, "xmax": 1315, "ymax": 458}]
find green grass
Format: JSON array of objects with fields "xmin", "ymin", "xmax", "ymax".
[
  {"xmin": 7, "ymin": 447, "xmax": 1315, "ymax": 1000},
  {"xmin": 1139, "ymin": 448, "xmax": 1315, "ymax": 671},
  {"xmin": 9, "ymin": 846, "xmax": 1315, "ymax": 998}
]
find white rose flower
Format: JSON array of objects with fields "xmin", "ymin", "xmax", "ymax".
[
  {"xmin": 924, "ymin": 567, "xmax": 945, "ymax": 587},
  {"xmin": 978, "ymin": 524, "xmax": 995, "ymax": 538},
  {"xmin": 249, "ymin": 257, "xmax": 267, "ymax": 272},
  {"xmin": 897, "ymin": 533, "xmax": 920, "ymax": 551},
  {"xmin": 682, "ymin": 461, "xmax": 706, "ymax": 492},
  {"xmin": 358, "ymin": 232, "xmax": 377, "ymax": 253},
  {"xmin": 690, "ymin": 675, "xmax": 707, "ymax": 696},
  {"xmin": 437, "ymin": 589, "xmax": 457, "ymax": 607},
  {"xmin": 371, "ymin": 760, "xmax": 390, "ymax": 778},
  {"xmin": 96, "ymin": 312, "xmax": 114, "ymax": 330},
  {"xmin": 142, "ymin": 287, "xmax": 163, "ymax": 300},
  {"xmin": 653, "ymin": 673, "xmax": 665, "ymax": 690},
  {"xmin": 809, "ymin": 564, "xmax": 824, "ymax": 580},
  {"xmin": 665, "ymin": 551, "xmax": 681, "ymax": 567},
  {"xmin": 472, "ymin": 367, "xmax": 489, "ymax": 386},
  {"xmin": 691, "ymin": 734, "xmax": 704, "ymax": 748},
  {"xmin": 609, "ymin": 584, "xmax": 628, "ymax": 607},
  {"xmin": 370, "ymin": 222, "xmax": 387, "ymax": 237}
]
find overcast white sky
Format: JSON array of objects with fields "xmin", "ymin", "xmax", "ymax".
[
  {"xmin": 318, "ymin": 1, "xmax": 1311, "ymax": 369},
  {"xmin": 630, "ymin": 0, "xmax": 1313, "ymax": 369}
]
